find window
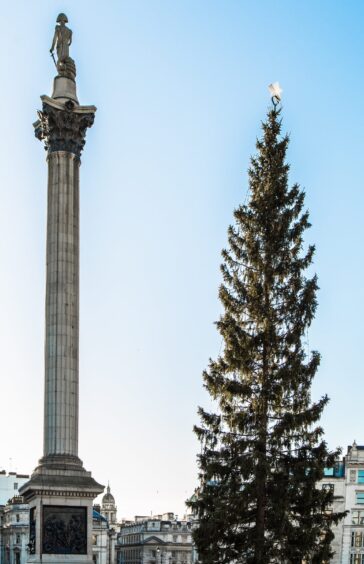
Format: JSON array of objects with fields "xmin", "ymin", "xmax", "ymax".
[
  {"xmin": 16, "ymin": 534, "xmax": 21, "ymax": 544},
  {"xmin": 15, "ymin": 553, "xmax": 20, "ymax": 564},
  {"xmin": 322, "ymin": 483, "xmax": 334, "ymax": 492},
  {"xmin": 350, "ymin": 555, "xmax": 364, "ymax": 564},
  {"xmin": 173, "ymin": 535, "xmax": 178, "ymax": 543},
  {"xmin": 356, "ymin": 493, "xmax": 364, "ymax": 505},
  {"xmin": 352, "ymin": 511, "xmax": 364, "ymax": 525},
  {"xmin": 359, "ymin": 471, "xmax": 364, "ymax": 484},
  {"xmin": 13, "ymin": 483, "xmax": 18, "ymax": 490},
  {"xmin": 16, "ymin": 514, "xmax": 20, "ymax": 522},
  {"xmin": 352, "ymin": 531, "xmax": 364, "ymax": 547}
]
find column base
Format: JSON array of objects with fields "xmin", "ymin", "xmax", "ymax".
[
  {"xmin": 19, "ymin": 458, "xmax": 104, "ymax": 564},
  {"xmin": 19, "ymin": 455, "xmax": 104, "ymax": 502},
  {"xmin": 27, "ymin": 556, "xmax": 94, "ymax": 564}
]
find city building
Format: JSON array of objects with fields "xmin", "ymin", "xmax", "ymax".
[
  {"xmin": 0, "ymin": 496, "xmax": 29, "ymax": 564},
  {"xmin": 92, "ymin": 508, "xmax": 110, "ymax": 564},
  {"xmin": 116, "ymin": 514, "xmax": 194, "ymax": 564},
  {"xmin": 318, "ymin": 457, "xmax": 346, "ymax": 561},
  {"xmin": 92, "ymin": 485, "xmax": 118, "ymax": 564},
  {"xmin": 0, "ymin": 474, "xmax": 29, "ymax": 506},
  {"xmin": 319, "ymin": 441, "xmax": 364, "ymax": 563},
  {"xmin": 102, "ymin": 486, "xmax": 118, "ymax": 527}
]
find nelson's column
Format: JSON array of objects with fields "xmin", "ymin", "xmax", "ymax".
[{"xmin": 20, "ymin": 14, "xmax": 104, "ymax": 563}]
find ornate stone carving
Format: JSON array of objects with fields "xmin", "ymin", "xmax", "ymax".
[
  {"xmin": 58, "ymin": 57, "xmax": 76, "ymax": 80},
  {"xmin": 42, "ymin": 506, "xmax": 87, "ymax": 555},
  {"xmin": 28, "ymin": 507, "xmax": 36, "ymax": 555},
  {"xmin": 35, "ymin": 103, "xmax": 94, "ymax": 157}
]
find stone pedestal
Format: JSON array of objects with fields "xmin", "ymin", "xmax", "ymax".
[
  {"xmin": 52, "ymin": 76, "xmax": 79, "ymax": 104},
  {"xmin": 20, "ymin": 75, "xmax": 103, "ymax": 564},
  {"xmin": 22, "ymin": 468, "xmax": 101, "ymax": 564}
]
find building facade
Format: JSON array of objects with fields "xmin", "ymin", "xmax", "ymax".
[
  {"xmin": 92, "ymin": 509, "xmax": 110, "ymax": 564},
  {"xmin": 116, "ymin": 514, "xmax": 194, "ymax": 564},
  {"xmin": 92, "ymin": 486, "xmax": 118, "ymax": 564},
  {"xmin": 319, "ymin": 442, "xmax": 364, "ymax": 563},
  {"xmin": 102, "ymin": 486, "xmax": 118, "ymax": 527},
  {"xmin": 0, "ymin": 474, "xmax": 29, "ymax": 507},
  {"xmin": 0, "ymin": 497, "xmax": 29, "ymax": 564}
]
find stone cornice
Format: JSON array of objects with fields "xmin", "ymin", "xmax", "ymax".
[
  {"xmin": 40, "ymin": 95, "xmax": 97, "ymax": 114},
  {"xmin": 34, "ymin": 100, "xmax": 96, "ymax": 158},
  {"xmin": 33, "ymin": 490, "xmax": 95, "ymax": 498}
]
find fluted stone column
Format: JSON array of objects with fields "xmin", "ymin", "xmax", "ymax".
[
  {"xmin": 33, "ymin": 99, "xmax": 96, "ymax": 468},
  {"xmin": 20, "ymin": 50, "xmax": 103, "ymax": 564},
  {"xmin": 44, "ymin": 150, "xmax": 80, "ymax": 459}
]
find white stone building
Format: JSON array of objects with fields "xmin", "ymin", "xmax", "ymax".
[
  {"xmin": 319, "ymin": 442, "xmax": 364, "ymax": 563},
  {"xmin": 0, "ymin": 473, "xmax": 29, "ymax": 507},
  {"xmin": 92, "ymin": 485, "xmax": 118, "ymax": 564},
  {"xmin": 101, "ymin": 486, "xmax": 118, "ymax": 527},
  {"xmin": 116, "ymin": 514, "xmax": 194, "ymax": 564},
  {"xmin": 0, "ymin": 496, "xmax": 29, "ymax": 564},
  {"xmin": 92, "ymin": 508, "xmax": 110, "ymax": 564}
]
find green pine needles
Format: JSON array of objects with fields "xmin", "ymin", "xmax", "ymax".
[{"xmin": 189, "ymin": 107, "xmax": 345, "ymax": 564}]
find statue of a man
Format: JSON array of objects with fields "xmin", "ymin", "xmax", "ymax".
[{"xmin": 50, "ymin": 13, "xmax": 76, "ymax": 79}]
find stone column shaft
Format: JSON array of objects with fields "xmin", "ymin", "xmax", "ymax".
[
  {"xmin": 44, "ymin": 151, "xmax": 80, "ymax": 458},
  {"xmin": 29, "ymin": 97, "xmax": 96, "ymax": 467}
]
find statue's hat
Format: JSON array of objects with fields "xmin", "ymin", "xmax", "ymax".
[{"xmin": 56, "ymin": 13, "xmax": 68, "ymax": 23}]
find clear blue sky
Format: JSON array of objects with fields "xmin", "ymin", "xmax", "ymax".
[{"xmin": 0, "ymin": 0, "xmax": 363, "ymax": 519}]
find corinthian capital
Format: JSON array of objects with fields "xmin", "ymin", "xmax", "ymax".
[{"xmin": 34, "ymin": 99, "xmax": 95, "ymax": 158}]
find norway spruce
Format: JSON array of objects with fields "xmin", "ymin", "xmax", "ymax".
[{"xmin": 190, "ymin": 107, "xmax": 344, "ymax": 563}]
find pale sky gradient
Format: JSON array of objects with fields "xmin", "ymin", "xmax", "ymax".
[{"xmin": 1, "ymin": 0, "xmax": 363, "ymax": 520}]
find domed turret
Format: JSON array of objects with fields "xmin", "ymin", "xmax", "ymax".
[
  {"xmin": 101, "ymin": 483, "xmax": 117, "ymax": 525},
  {"xmin": 102, "ymin": 484, "xmax": 115, "ymax": 505}
]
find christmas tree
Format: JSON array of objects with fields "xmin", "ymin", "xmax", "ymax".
[{"xmin": 189, "ymin": 105, "xmax": 345, "ymax": 563}]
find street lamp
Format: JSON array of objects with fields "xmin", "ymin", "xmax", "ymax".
[{"xmin": 268, "ymin": 82, "xmax": 282, "ymax": 107}]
